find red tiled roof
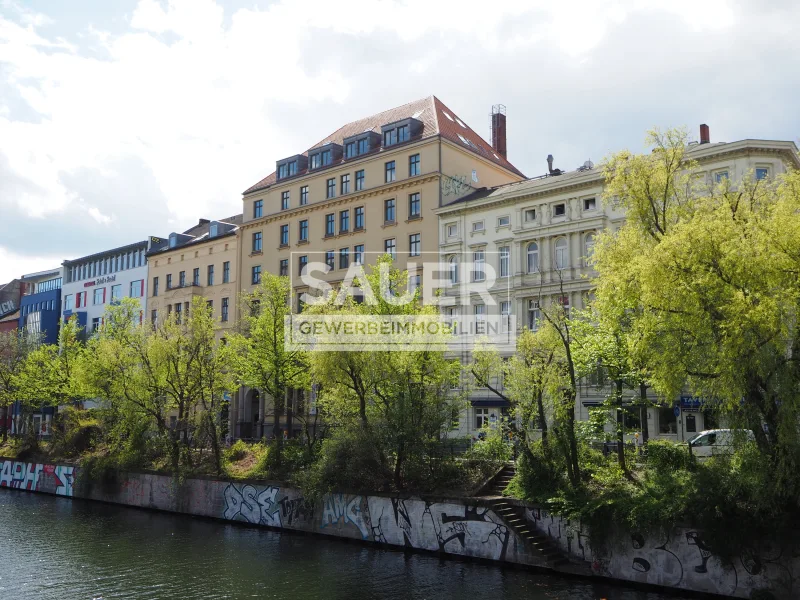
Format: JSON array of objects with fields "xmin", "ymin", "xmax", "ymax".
[{"xmin": 243, "ymin": 95, "xmax": 524, "ymax": 195}]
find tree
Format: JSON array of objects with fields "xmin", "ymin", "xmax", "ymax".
[
  {"xmin": 230, "ymin": 273, "xmax": 309, "ymax": 469},
  {"xmin": 594, "ymin": 127, "xmax": 800, "ymax": 497},
  {"xmin": 0, "ymin": 329, "xmax": 40, "ymax": 443}
]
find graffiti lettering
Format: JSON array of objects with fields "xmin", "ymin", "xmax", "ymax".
[
  {"xmin": 279, "ymin": 496, "xmax": 310, "ymax": 526},
  {"xmin": 223, "ymin": 484, "xmax": 282, "ymax": 527},
  {"xmin": 440, "ymin": 174, "xmax": 473, "ymax": 200},
  {"xmin": 320, "ymin": 494, "xmax": 369, "ymax": 539}
]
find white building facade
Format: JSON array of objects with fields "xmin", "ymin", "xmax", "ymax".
[
  {"xmin": 436, "ymin": 136, "xmax": 800, "ymax": 443},
  {"xmin": 62, "ymin": 238, "xmax": 167, "ymax": 333}
]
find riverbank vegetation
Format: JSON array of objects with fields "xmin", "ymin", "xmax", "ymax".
[{"xmin": 1, "ymin": 128, "xmax": 800, "ymax": 556}]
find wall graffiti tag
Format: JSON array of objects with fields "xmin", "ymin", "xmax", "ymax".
[
  {"xmin": 320, "ymin": 494, "xmax": 369, "ymax": 539},
  {"xmin": 223, "ymin": 484, "xmax": 282, "ymax": 527},
  {"xmin": 0, "ymin": 461, "xmax": 75, "ymax": 497},
  {"xmin": 440, "ymin": 174, "xmax": 473, "ymax": 200}
]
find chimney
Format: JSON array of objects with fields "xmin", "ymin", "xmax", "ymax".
[
  {"xmin": 700, "ymin": 124, "xmax": 710, "ymax": 144},
  {"xmin": 199, "ymin": 218, "xmax": 211, "ymax": 226},
  {"xmin": 490, "ymin": 104, "xmax": 507, "ymax": 159}
]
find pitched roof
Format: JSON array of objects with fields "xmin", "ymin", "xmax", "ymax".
[
  {"xmin": 243, "ymin": 96, "xmax": 525, "ymax": 195},
  {"xmin": 147, "ymin": 214, "xmax": 243, "ymax": 257}
]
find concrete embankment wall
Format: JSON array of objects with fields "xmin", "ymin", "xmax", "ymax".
[{"xmin": 1, "ymin": 458, "xmax": 796, "ymax": 599}]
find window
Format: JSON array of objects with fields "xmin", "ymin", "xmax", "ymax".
[
  {"xmin": 321, "ymin": 149, "xmax": 331, "ymax": 166},
  {"xmin": 300, "ymin": 185, "xmax": 308, "ymax": 205},
  {"xmin": 111, "ymin": 284, "xmax": 122, "ymax": 301},
  {"xmin": 476, "ymin": 407, "xmax": 489, "ymax": 429},
  {"xmin": 179, "ymin": 271, "xmax": 186, "ymax": 287},
  {"xmin": 252, "ymin": 265, "xmax": 262, "ymax": 285},
  {"xmin": 472, "ymin": 220, "xmax": 485, "ymax": 232},
  {"xmin": 355, "ymin": 169, "xmax": 365, "ymax": 191},
  {"xmin": 299, "ymin": 255, "xmax": 308, "ymax": 275},
  {"xmin": 325, "ymin": 213, "xmax": 335, "ymax": 237},
  {"xmin": 584, "ymin": 233, "xmax": 596, "ymax": 262},
  {"xmin": 341, "ymin": 174, "xmax": 350, "ymax": 195},
  {"xmin": 474, "ymin": 304, "xmax": 486, "ymax": 334},
  {"xmin": 408, "ymin": 193, "xmax": 420, "ymax": 219},
  {"xmin": 222, "ymin": 261, "xmax": 230, "ymax": 283},
  {"xmin": 326, "ymin": 178, "xmax": 336, "ymax": 199},
  {"xmin": 130, "ymin": 280, "xmax": 143, "ymax": 298},
  {"xmin": 345, "ymin": 141, "xmax": 357, "ymax": 158},
  {"xmin": 281, "ymin": 191, "xmax": 290, "ymax": 210},
  {"xmin": 409, "ymin": 153, "xmax": 420, "ymax": 177},
  {"xmin": 339, "ymin": 248, "xmax": 350, "ymax": 269},
  {"xmin": 498, "ymin": 216, "xmax": 510, "ymax": 227},
  {"xmin": 207, "ymin": 264, "xmax": 214, "ymax": 286},
  {"xmin": 166, "ymin": 274, "xmax": 173, "ymax": 289},
  {"xmin": 383, "ymin": 128, "xmax": 397, "ymax": 147},
  {"xmin": 686, "ymin": 414, "xmax": 697, "ymax": 433},
  {"xmin": 299, "ymin": 219, "xmax": 308, "ymax": 242},
  {"xmin": 91, "ymin": 317, "xmax": 101, "ymax": 333},
  {"xmin": 409, "ymin": 273, "xmax": 420, "ymax": 294},
  {"xmin": 358, "ymin": 138, "xmax": 368, "ymax": 155},
  {"xmin": 152, "ymin": 276, "xmax": 159, "ymax": 297},
  {"xmin": 449, "ymin": 256, "xmax": 458, "ymax": 284},
  {"xmin": 354, "ymin": 206, "xmax": 365, "ymax": 230},
  {"xmin": 525, "ymin": 208, "xmax": 536, "ymax": 222},
  {"xmin": 340, "ymin": 210, "xmax": 350, "ymax": 233},
  {"xmin": 553, "ymin": 203, "xmax": 566, "ymax": 217},
  {"xmin": 280, "ymin": 224, "xmax": 289, "ymax": 246},
  {"xmin": 93, "ymin": 288, "xmax": 104, "ymax": 305},
  {"xmin": 472, "ymin": 249, "xmax": 485, "ymax": 282},
  {"xmin": 193, "ymin": 267, "xmax": 200, "ymax": 286},
  {"xmin": 385, "ymin": 161, "xmax": 396, "ymax": 183},
  {"xmin": 409, "ymin": 233, "xmax": 420, "ymax": 257},
  {"xmin": 354, "ymin": 244, "xmax": 364, "ymax": 265},
  {"xmin": 278, "ymin": 161, "xmax": 297, "ymax": 179},
  {"xmin": 254, "ymin": 200, "xmax": 263, "ymax": 218},
  {"xmin": 501, "ymin": 301, "xmax": 511, "ymax": 333},
  {"xmin": 325, "ymin": 250, "xmax": 335, "ymax": 270},
  {"xmin": 279, "ymin": 259, "xmax": 288, "ymax": 276},
  {"xmin": 221, "ymin": 297, "xmax": 229, "ymax": 322},
  {"xmin": 151, "ymin": 309, "xmax": 158, "ymax": 326},
  {"xmin": 169, "ymin": 234, "xmax": 178, "ymax": 249},
  {"xmin": 397, "ymin": 125, "xmax": 409, "ymax": 142},
  {"xmin": 555, "ymin": 238, "xmax": 568, "ymax": 270},
  {"xmin": 714, "ymin": 170, "xmax": 729, "ymax": 183},
  {"xmin": 499, "ymin": 246, "xmax": 509, "ymax": 277},
  {"xmin": 658, "ymin": 406, "xmax": 677, "ymax": 434},
  {"xmin": 384, "ymin": 199, "xmax": 395, "ymax": 223},
  {"xmin": 755, "ymin": 167, "xmax": 769, "ymax": 180},
  {"xmin": 527, "ymin": 242, "xmax": 540, "ymax": 273},
  {"xmin": 584, "ymin": 197, "xmax": 596, "ymax": 211},
  {"xmin": 310, "ymin": 153, "xmax": 321, "ymax": 169},
  {"xmin": 528, "ymin": 299, "xmax": 541, "ymax": 330},
  {"xmin": 447, "ymin": 223, "xmax": 458, "ymax": 237},
  {"xmin": 384, "ymin": 238, "xmax": 396, "ymax": 259},
  {"xmin": 64, "ymin": 294, "xmax": 74, "ymax": 311}
]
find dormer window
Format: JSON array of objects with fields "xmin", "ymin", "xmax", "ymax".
[
  {"xmin": 345, "ymin": 142, "xmax": 357, "ymax": 158},
  {"xmin": 310, "ymin": 154, "xmax": 321, "ymax": 169},
  {"xmin": 358, "ymin": 138, "xmax": 368, "ymax": 154},
  {"xmin": 209, "ymin": 223, "xmax": 219, "ymax": 237},
  {"xmin": 383, "ymin": 129, "xmax": 397, "ymax": 147},
  {"xmin": 381, "ymin": 118, "xmax": 422, "ymax": 149},
  {"xmin": 277, "ymin": 160, "xmax": 297, "ymax": 179},
  {"xmin": 321, "ymin": 149, "xmax": 332, "ymax": 166},
  {"xmin": 397, "ymin": 125, "xmax": 409, "ymax": 142},
  {"xmin": 169, "ymin": 233, "xmax": 177, "ymax": 248},
  {"xmin": 276, "ymin": 155, "xmax": 306, "ymax": 180}
]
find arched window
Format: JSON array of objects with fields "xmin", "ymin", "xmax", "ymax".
[
  {"xmin": 584, "ymin": 233, "xmax": 596, "ymax": 262},
  {"xmin": 449, "ymin": 256, "xmax": 458, "ymax": 284},
  {"xmin": 526, "ymin": 242, "xmax": 539, "ymax": 273},
  {"xmin": 554, "ymin": 238, "xmax": 568, "ymax": 270}
]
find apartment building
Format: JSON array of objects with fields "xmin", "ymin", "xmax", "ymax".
[
  {"xmin": 437, "ymin": 130, "xmax": 800, "ymax": 443},
  {"xmin": 146, "ymin": 216, "xmax": 242, "ymax": 333},
  {"xmin": 18, "ymin": 267, "xmax": 64, "ymax": 344},
  {"xmin": 62, "ymin": 239, "xmax": 166, "ymax": 334},
  {"xmin": 231, "ymin": 98, "xmax": 525, "ymax": 438}
]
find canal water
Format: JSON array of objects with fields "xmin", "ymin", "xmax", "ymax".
[{"xmin": 0, "ymin": 490, "xmax": 684, "ymax": 600}]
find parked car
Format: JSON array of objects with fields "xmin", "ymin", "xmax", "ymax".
[{"xmin": 688, "ymin": 429, "xmax": 755, "ymax": 459}]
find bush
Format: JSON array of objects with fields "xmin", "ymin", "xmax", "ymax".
[
  {"xmin": 49, "ymin": 407, "xmax": 101, "ymax": 458},
  {"xmin": 225, "ymin": 439, "xmax": 250, "ymax": 462},
  {"xmin": 647, "ymin": 439, "xmax": 694, "ymax": 472},
  {"xmin": 465, "ymin": 425, "xmax": 512, "ymax": 463}
]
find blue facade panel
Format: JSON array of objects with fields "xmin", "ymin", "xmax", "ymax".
[{"xmin": 18, "ymin": 289, "xmax": 62, "ymax": 344}]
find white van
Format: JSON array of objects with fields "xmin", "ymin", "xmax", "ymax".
[{"xmin": 688, "ymin": 429, "xmax": 755, "ymax": 459}]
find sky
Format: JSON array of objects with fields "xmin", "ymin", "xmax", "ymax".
[{"xmin": 0, "ymin": 0, "xmax": 798, "ymax": 283}]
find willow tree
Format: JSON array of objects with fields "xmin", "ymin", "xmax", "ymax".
[{"xmin": 593, "ymin": 127, "xmax": 800, "ymax": 493}]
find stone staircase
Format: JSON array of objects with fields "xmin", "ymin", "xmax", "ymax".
[{"xmin": 478, "ymin": 464, "xmax": 570, "ymax": 567}]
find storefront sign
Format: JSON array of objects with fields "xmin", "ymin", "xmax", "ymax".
[
  {"xmin": 680, "ymin": 396, "xmax": 704, "ymax": 412},
  {"xmin": 83, "ymin": 274, "xmax": 116, "ymax": 288}
]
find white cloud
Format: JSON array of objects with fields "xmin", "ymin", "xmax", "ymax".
[{"xmin": 0, "ymin": 0, "xmax": 797, "ymax": 284}]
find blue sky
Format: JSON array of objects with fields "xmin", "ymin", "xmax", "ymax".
[{"xmin": 0, "ymin": 0, "xmax": 798, "ymax": 282}]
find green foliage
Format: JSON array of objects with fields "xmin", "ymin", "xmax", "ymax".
[
  {"xmin": 48, "ymin": 407, "xmax": 101, "ymax": 458},
  {"xmin": 465, "ymin": 424, "xmax": 512, "ymax": 463}
]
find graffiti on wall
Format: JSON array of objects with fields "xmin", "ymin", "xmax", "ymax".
[
  {"xmin": 223, "ymin": 483, "xmax": 283, "ymax": 527},
  {"xmin": 368, "ymin": 498, "xmax": 510, "ymax": 561},
  {"xmin": 0, "ymin": 461, "xmax": 74, "ymax": 497},
  {"xmin": 320, "ymin": 494, "xmax": 369, "ymax": 539},
  {"xmin": 440, "ymin": 174, "xmax": 473, "ymax": 200},
  {"xmin": 524, "ymin": 508, "xmax": 800, "ymax": 598}
]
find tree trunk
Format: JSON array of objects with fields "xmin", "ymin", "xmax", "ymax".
[
  {"xmin": 271, "ymin": 383, "xmax": 284, "ymax": 468},
  {"xmin": 639, "ymin": 382, "xmax": 650, "ymax": 444},
  {"xmin": 615, "ymin": 379, "xmax": 630, "ymax": 477},
  {"xmin": 536, "ymin": 390, "xmax": 548, "ymax": 451},
  {"xmin": 1, "ymin": 404, "xmax": 8, "ymax": 444},
  {"xmin": 207, "ymin": 412, "xmax": 221, "ymax": 475}
]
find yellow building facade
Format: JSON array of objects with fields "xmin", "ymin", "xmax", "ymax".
[{"xmin": 232, "ymin": 96, "xmax": 525, "ymax": 438}]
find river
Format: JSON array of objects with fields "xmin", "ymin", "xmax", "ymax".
[{"xmin": 0, "ymin": 490, "xmax": 685, "ymax": 600}]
